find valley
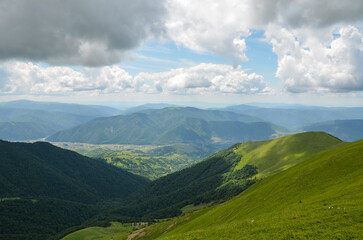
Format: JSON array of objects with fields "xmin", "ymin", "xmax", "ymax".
[
  {"xmin": 0, "ymin": 100, "xmax": 362, "ymax": 240},
  {"xmin": 53, "ymin": 142, "xmax": 217, "ymax": 180}
]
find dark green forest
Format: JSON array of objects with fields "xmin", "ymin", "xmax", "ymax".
[{"xmin": 0, "ymin": 140, "xmax": 149, "ymax": 240}]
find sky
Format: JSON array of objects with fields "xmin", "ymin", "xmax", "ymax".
[{"xmin": 0, "ymin": 0, "xmax": 363, "ymax": 107}]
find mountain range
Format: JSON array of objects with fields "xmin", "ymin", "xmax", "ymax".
[
  {"xmin": 303, "ymin": 119, "xmax": 363, "ymax": 141},
  {"xmin": 221, "ymin": 104, "xmax": 363, "ymax": 130},
  {"xmin": 47, "ymin": 107, "xmax": 285, "ymax": 145}
]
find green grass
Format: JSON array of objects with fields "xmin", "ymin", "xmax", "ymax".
[
  {"xmin": 61, "ymin": 222, "xmax": 133, "ymax": 240},
  {"xmin": 181, "ymin": 203, "xmax": 210, "ymax": 214},
  {"xmin": 0, "ymin": 197, "xmax": 21, "ymax": 201},
  {"xmin": 134, "ymin": 139, "xmax": 363, "ymax": 239},
  {"xmin": 234, "ymin": 131, "xmax": 344, "ymax": 178}
]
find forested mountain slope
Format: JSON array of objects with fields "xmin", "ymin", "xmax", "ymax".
[{"xmin": 0, "ymin": 140, "xmax": 149, "ymax": 240}]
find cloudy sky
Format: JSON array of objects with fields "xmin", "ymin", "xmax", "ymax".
[{"xmin": 0, "ymin": 0, "xmax": 362, "ymax": 107}]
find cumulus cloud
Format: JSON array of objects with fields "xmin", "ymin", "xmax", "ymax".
[
  {"xmin": 243, "ymin": 0, "xmax": 363, "ymax": 28},
  {"xmin": 1, "ymin": 0, "xmax": 363, "ymax": 95},
  {"xmin": 1, "ymin": 62, "xmax": 269, "ymax": 95},
  {"xmin": 135, "ymin": 63, "xmax": 269, "ymax": 94},
  {"xmin": 2, "ymin": 62, "xmax": 136, "ymax": 94},
  {"xmin": 164, "ymin": 1, "xmax": 363, "ymax": 93},
  {"xmin": 166, "ymin": 0, "xmax": 251, "ymax": 62},
  {"xmin": 0, "ymin": 0, "xmax": 166, "ymax": 66},
  {"xmin": 266, "ymin": 25, "xmax": 363, "ymax": 92}
]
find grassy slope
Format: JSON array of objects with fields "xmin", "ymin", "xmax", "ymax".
[
  {"xmin": 61, "ymin": 222, "xmax": 132, "ymax": 240},
  {"xmin": 138, "ymin": 139, "xmax": 363, "ymax": 239},
  {"xmin": 234, "ymin": 131, "xmax": 344, "ymax": 178}
]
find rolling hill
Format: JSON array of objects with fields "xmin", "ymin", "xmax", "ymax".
[
  {"xmin": 132, "ymin": 138, "xmax": 363, "ymax": 240},
  {"xmin": 47, "ymin": 107, "xmax": 285, "ymax": 145},
  {"xmin": 0, "ymin": 140, "xmax": 149, "ymax": 240},
  {"xmin": 302, "ymin": 119, "xmax": 363, "ymax": 141},
  {"xmin": 111, "ymin": 132, "xmax": 342, "ymax": 220}
]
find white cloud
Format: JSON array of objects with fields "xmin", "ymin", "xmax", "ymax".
[
  {"xmin": 166, "ymin": 0, "xmax": 251, "ymax": 62},
  {"xmin": 1, "ymin": 62, "xmax": 269, "ymax": 96},
  {"xmin": 1, "ymin": 0, "xmax": 363, "ymax": 96},
  {"xmin": 266, "ymin": 25, "xmax": 363, "ymax": 92},
  {"xmin": 164, "ymin": 0, "xmax": 363, "ymax": 93},
  {"xmin": 135, "ymin": 63, "xmax": 269, "ymax": 94},
  {"xmin": 0, "ymin": 0, "xmax": 166, "ymax": 66},
  {"xmin": 2, "ymin": 62, "xmax": 136, "ymax": 94},
  {"xmin": 246, "ymin": 0, "xmax": 363, "ymax": 28}
]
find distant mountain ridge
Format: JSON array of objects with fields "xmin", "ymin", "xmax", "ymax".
[
  {"xmin": 0, "ymin": 99, "xmax": 121, "ymax": 116},
  {"xmin": 47, "ymin": 107, "xmax": 285, "ymax": 145},
  {"xmin": 0, "ymin": 100, "xmax": 121, "ymax": 141},
  {"xmin": 221, "ymin": 104, "xmax": 363, "ymax": 130},
  {"xmin": 302, "ymin": 119, "xmax": 363, "ymax": 141}
]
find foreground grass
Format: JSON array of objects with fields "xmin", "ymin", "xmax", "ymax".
[
  {"xmin": 134, "ymin": 139, "xmax": 363, "ymax": 239},
  {"xmin": 61, "ymin": 222, "xmax": 133, "ymax": 240}
]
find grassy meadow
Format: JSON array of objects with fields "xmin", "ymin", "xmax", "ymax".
[{"xmin": 132, "ymin": 139, "xmax": 363, "ymax": 239}]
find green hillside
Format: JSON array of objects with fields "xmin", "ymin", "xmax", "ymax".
[
  {"xmin": 0, "ymin": 140, "xmax": 149, "ymax": 240},
  {"xmin": 303, "ymin": 119, "xmax": 363, "ymax": 142},
  {"xmin": 47, "ymin": 107, "xmax": 285, "ymax": 145},
  {"xmin": 134, "ymin": 138, "xmax": 363, "ymax": 240},
  {"xmin": 233, "ymin": 131, "xmax": 344, "ymax": 178},
  {"xmin": 109, "ymin": 132, "xmax": 342, "ymax": 220}
]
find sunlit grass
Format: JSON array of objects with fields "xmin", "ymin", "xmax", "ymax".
[
  {"xmin": 61, "ymin": 222, "xmax": 133, "ymax": 240},
  {"xmin": 134, "ymin": 139, "xmax": 363, "ymax": 239}
]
